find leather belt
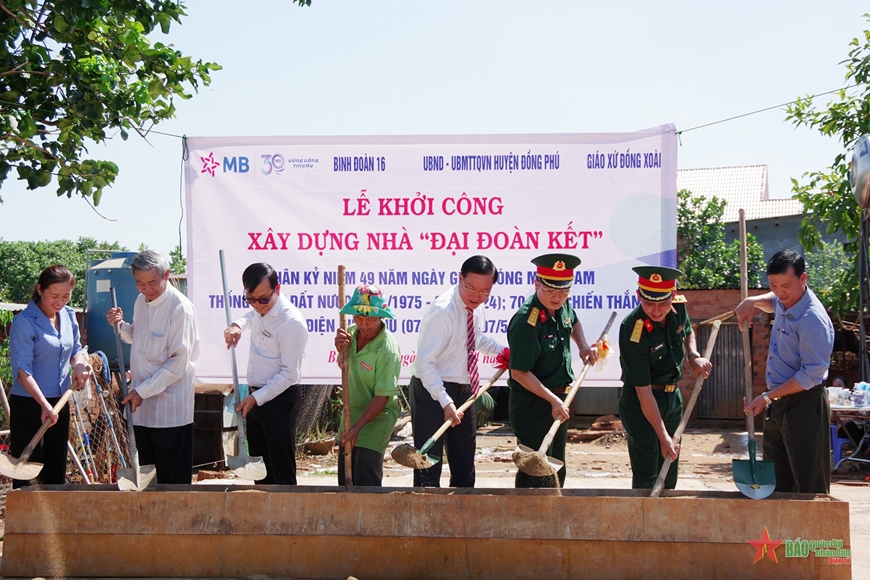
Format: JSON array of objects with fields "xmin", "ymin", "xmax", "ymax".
[
  {"xmin": 770, "ymin": 384, "xmax": 824, "ymax": 402},
  {"xmin": 550, "ymin": 385, "xmax": 571, "ymax": 395},
  {"xmin": 651, "ymin": 384, "xmax": 677, "ymax": 393}
]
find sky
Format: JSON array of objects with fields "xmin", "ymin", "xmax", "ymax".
[{"xmin": 0, "ymin": 0, "xmax": 867, "ymax": 257}]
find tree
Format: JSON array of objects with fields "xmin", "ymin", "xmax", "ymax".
[
  {"xmin": 805, "ymin": 241, "xmax": 852, "ymax": 309},
  {"xmin": 676, "ymin": 189, "xmax": 765, "ymax": 289},
  {"xmin": 169, "ymin": 243, "xmax": 186, "ymax": 274},
  {"xmin": 785, "ymin": 16, "xmax": 870, "ymax": 314},
  {"xmin": 0, "ymin": 1, "xmax": 221, "ymax": 205},
  {"xmin": 0, "ymin": 237, "xmax": 125, "ymax": 307}
]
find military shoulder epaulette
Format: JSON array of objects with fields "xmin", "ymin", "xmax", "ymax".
[
  {"xmin": 527, "ymin": 307, "xmax": 540, "ymax": 326},
  {"xmin": 673, "ymin": 294, "xmax": 687, "ymax": 304},
  {"xmin": 630, "ymin": 318, "xmax": 644, "ymax": 343}
]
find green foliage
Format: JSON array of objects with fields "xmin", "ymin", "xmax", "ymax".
[
  {"xmin": 805, "ymin": 242, "xmax": 853, "ymax": 309},
  {"xmin": 676, "ymin": 189, "xmax": 765, "ymax": 289},
  {"xmin": 784, "ymin": 16, "xmax": 870, "ymax": 313},
  {"xmin": 0, "ymin": 1, "xmax": 221, "ymax": 204},
  {"xmin": 169, "ymin": 244, "xmax": 186, "ymax": 274},
  {"xmin": 1, "ymin": 309, "xmax": 14, "ymax": 429},
  {"xmin": 0, "ymin": 237, "xmax": 126, "ymax": 307}
]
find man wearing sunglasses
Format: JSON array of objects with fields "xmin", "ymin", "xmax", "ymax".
[{"xmin": 224, "ymin": 262, "xmax": 309, "ymax": 484}]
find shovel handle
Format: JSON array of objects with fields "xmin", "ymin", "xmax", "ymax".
[
  {"xmin": 650, "ymin": 319, "xmax": 722, "ymax": 497},
  {"xmin": 17, "ymin": 388, "xmax": 76, "ymax": 465},
  {"xmin": 418, "ymin": 368, "xmax": 506, "ymax": 455},
  {"xmin": 536, "ymin": 311, "xmax": 618, "ymax": 455},
  {"xmin": 698, "ymin": 311, "xmax": 735, "ymax": 326},
  {"xmin": 219, "ymin": 250, "xmax": 250, "ymax": 448},
  {"xmin": 110, "ymin": 286, "xmax": 144, "ymax": 476},
  {"xmin": 338, "ymin": 265, "xmax": 353, "ymax": 491},
  {"xmin": 109, "ymin": 287, "xmax": 131, "ymax": 400}
]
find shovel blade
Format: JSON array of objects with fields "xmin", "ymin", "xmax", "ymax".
[
  {"xmin": 512, "ymin": 444, "xmax": 558, "ymax": 477},
  {"xmin": 117, "ymin": 464, "xmax": 158, "ymax": 491},
  {"xmin": 391, "ymin": 443, "xmax": 439, "ymax": 470},
  {"xmin": 732, "ymin": 458, "xmax": 776, "ymax": 500},
  {"xmin": 735, "ymin": 479, "xmax": 777, "ymax": 500},
  {"xmin": 227, "ymin": 454, "xmax": 268, "ymax": 481},
  {"xmin": 0, "ymin": 453, "xmax": 43, "ymax": 481}
]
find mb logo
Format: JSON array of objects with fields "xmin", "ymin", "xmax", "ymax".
[{"xmin": 200, "ymin": 153, "xmax": 250, "ymax": 176}]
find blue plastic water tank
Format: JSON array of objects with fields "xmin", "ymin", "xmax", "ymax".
[{"xmin": 85, "ymin": 253, "xmax": 138, "ymax": 369}]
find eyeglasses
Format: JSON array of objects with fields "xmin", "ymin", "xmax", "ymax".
[
  {"xmin": 461, "ymin": 281, "xmax": 492, "ymax": 298},
  {"xmin": 243, "ymin": 290, "xmax": 275, "ymax": 305},
  {"xmin": 538, "ymin": 284, "xmax": 571, "ymax": 297}
]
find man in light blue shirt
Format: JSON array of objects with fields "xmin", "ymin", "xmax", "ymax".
[{"xmin": 736, "ymin": 250, "xmax": 834, "ymax": 493}]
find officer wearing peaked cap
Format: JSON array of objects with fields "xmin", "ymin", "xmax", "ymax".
[
  {"xmin": 618, "ymin": 265, "xmax": 712, "ymax": 489},
  {"xmin": 507, "ymin": 253, "xmax": 599, "ymax": 488}
]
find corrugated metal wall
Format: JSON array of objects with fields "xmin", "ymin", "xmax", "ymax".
[{"xmin": 697, "ymin": 323, "xmax": 746, "ymax": 419}]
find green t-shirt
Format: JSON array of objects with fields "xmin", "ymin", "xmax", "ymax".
[
  {"xmin": 507, "ymin": 293, "xmax": 578, "ymax": 391},
  {"xmin": 619, "ymin": 301, "xmax": 692, "ymax": 387},
  {"xmin": 339, "ymin": 324, "xmax": 401, "ymax": 454}
]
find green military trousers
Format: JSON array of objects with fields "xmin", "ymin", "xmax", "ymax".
[{"xmin": 619, "ymin": 385, "xmax": 683, "ymax": 489}]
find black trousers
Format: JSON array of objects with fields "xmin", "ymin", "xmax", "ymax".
[
  {"xmin": 409, "ymin": 376, "xmax": 476, "ymax": 488},
  {"xmin": 134, "ymin": 423, "xmax": 194, "ymax": 484},
  {"xmin": 10, "ymin": 394, "xmax": 70, "ymax": 488},
  {"xmin": 337, "ymin": 445, "xmax": 385, "ymax": 487},
  {"xmin": 763, "ymin": 386, "xmax": 830, "ymax": 494},
  {"xmin": 246, "ymin": 386, "xmax": 302, "ymax": 485}
]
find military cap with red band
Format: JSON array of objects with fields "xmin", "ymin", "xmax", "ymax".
[
  {"xmin": 633, "ymin": 265, "xmax": 682, "ymax": 301},
  {"xmin": 532, "ymin": 253, "xmax": 581, "ymax": 289}
]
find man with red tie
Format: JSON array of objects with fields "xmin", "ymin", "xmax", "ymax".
[{"xmin": 409, "ymin": 255, "xmax": 508, "ymax": 488}]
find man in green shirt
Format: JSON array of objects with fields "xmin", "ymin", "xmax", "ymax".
[
  {"xmin": 334, "ymin": 285, "xmax": 401, "ymax": 487},
  {"xmin": 618, "ymin": 266, "xmax": 711, "ymax": 489},
  {"xmin": 508, "ymin": 253, "xmax": 598, "ymax": 488}
]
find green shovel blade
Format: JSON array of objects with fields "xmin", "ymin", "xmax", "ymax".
[{"xmin": 733, "ymin": 439, "xmax": 776, "ymax": 500}]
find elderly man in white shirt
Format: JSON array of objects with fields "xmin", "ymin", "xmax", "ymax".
[
  {"xmin": 106, "ymin": 250, "xmax": 200, "ymax": 484},
  {"xmin": 409, "ymin": 255, "xmax": 508, "ymax": 488},
  {"xmin": 224, "ymin": 262, "xmax": 309, "ymax": 485}
]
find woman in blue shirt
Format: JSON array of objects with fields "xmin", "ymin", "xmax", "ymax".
[{"xmin": 9, "ymin": 265, "xmax": 89, "ymax": 487}]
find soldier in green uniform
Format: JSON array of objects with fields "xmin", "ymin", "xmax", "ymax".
[
  {"xmin": 618, "ymin": 266, "xmax": 712, "ymax": 489},
  {"xmin": 508, "ymin": 253, "xmax": 599, "ymax": 488}
]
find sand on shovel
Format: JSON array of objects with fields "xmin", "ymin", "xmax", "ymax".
[
  {"xmin": 391, "ymin": 443, "xmax": 433, "ymax": 469},
  {"xmin": 511, "ymin": 445, "xmax": 558, "ymax": 477}
]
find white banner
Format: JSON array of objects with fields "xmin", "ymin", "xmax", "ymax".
[{"xmin": 185, "ymin": 129, "xmax": 678, "ymax": 384}]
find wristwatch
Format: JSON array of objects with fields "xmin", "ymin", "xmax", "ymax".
[
  {"xmin": 762, "ymin": 392, "xmax": 773, "ymax": 406},
  {"xmin": 688, "ymin": 350, "xmax": 701, "ymax": 360}
]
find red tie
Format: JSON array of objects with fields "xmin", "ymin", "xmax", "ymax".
[{"xmin": 466, "ymin": 308, "xmax": 480, "ymax": 396}]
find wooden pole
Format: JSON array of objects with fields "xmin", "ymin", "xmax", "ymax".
[
  {"xmin": 338, "ymin": 265, "xmax": 352, "ymax": 491},
  {"xmin": 739, "ymin": 210, "xmax": 755, "ymax": 447}
]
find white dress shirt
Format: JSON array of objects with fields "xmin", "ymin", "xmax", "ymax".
[
  {"xmin": 119, "ymin": 284, "xmax": 200, "ymax": 428},
  {"xmin": 232, "ymin": 294, "xmax": 308, "ymax": 405},
  {"xmin": 411, "ymin": 285, "xmax": 504, "ymax": 408}
]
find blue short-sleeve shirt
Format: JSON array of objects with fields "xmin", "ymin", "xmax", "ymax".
[{"xmin": 9, "ymin": 301, "xmax": 83, "ymax": 398}]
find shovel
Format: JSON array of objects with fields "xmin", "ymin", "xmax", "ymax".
[
  {"xmin": 513, "ymin": 311, "xmax": 617, "ymax": 478},
  {"xmin": 391, "ymin": 368, "xmax": 506, "ymax": 469},
  {"xmin": 110, "ymin": 286, "xmax": 158, "ymax": 491},
  {"xmin": 650, "ymin": 318, "xmax": 723, "ymax": 497},
  {"xmin": 0, "ymin": 387, "xmax": 76, "ymax": 480},
  {"xmin": 731, "ymin": 209, "xmax": 776, "ymax": 499},
  {"xmin": 219, "ymin": 250, "xmax": 268, "ymax": 481}
]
